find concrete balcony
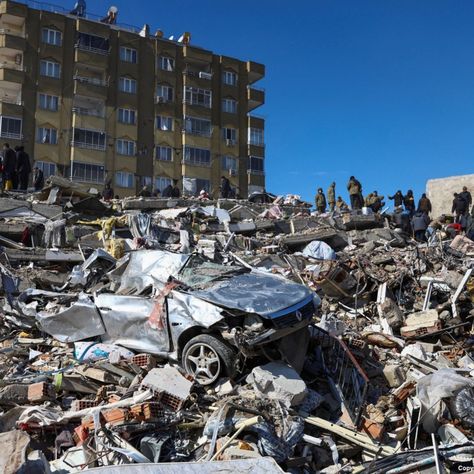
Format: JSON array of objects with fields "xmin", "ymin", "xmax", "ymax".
[
  {"xmin": 247, "ymin": 87, "xmax": 264, "ymax": 112},
  {"xmin": 73, "ymin": 76, "xmax": 108, "ymax": 99},
  {"xmin": 0, "ymin": 1, "xmax": 27, "ymax": 18},
  {"xmin": 0, "ymin": 98, "xmax": 22, "ymax": 116},
  {"xmin": 0, "ymin": 31, "xmax": 25, "ymax": 50},
  {"xmin": 0, "ymin": 64, "xmax": 24, "ymax": 83},
  {"xmin": 247, "ymin": 61, "xmax": 265, "ymax": 85}
]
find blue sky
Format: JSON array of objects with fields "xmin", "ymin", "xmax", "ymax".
[{"xmin": 90, "ymin": 0, "xmax": 474, "ymax": 204}]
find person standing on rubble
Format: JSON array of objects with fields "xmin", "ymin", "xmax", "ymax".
[
  {"xmin": 460, "ymin": 186, "xmax": 472, "ymax": 213},
  {"xmin": 315, "ymin": 188, "xmax": 327, "ymax": 213},
  {"xmin": 171, "ymin": 179, "xmax": 181, "ymax": 198},
  {"xmin": 417, "ymin": 193, "xmax": 432, "ymax": 215},
  {"xmin": 388, "ymin": 190, "xmax": 404, "ymax": 208},
  {"xmin": 2, "ymin": 143, "xmax": 16, "ymax": 191},
  {"xmin": 403, "ymin": 190, "xmax": 416, "ymax": 216},
  {"xmin": 103, "ymin": 183, "xmax": 114, "ymax": 201},
  {"xmin": 347, "ymin": 176, "xmax": 363, "ymax": 210},
  {"xmin": 138, "ymin": 185, "xmax": 151, "ymax": 197},
  {"xmin": 32, "ymin": 166, "xmax": 44, "ymax": 191},
  {"xmin": 452, "ymin": 192, "xmax": 468, "ymax": 227},
  {"xmin": 369, "ymin": 191, "xmax": 384, "ymax": 213},
  {"xmin": 15, "ymin": 145, "xmax": 31, "ymax": 192},
  {"xmin": 327, "ymin": 182, "xmax": 336, "ymax": 212},
  {"xmin": 412, "ymin": 210, "xmax": 430, "ymax": 242},
  {"xmin": 162, "ymin": 182, "xmax": 173, "ymax": 198},
  {"xmin": 220, "ymin": 176, "xmax": 231, "ymax": 199}
]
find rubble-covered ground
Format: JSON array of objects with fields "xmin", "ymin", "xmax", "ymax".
[{"xmin": 0, "ymin": 177, "xmax": 474, "ymax": 473}]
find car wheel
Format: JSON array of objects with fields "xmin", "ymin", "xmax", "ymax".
[{"xmin": 182, "ymin": 334, "xmax": 236, "ymax": 385}]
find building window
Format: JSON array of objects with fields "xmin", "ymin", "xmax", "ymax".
[
  {"xmin": 38, "ymin": 93, "xmax": 59, "ymax": 111},
  {"xmin": 119, "ymin": 46, "xmax": 137, "ymax": 63},
  {"xmin": 184, "ymin": 146, "xmax": 211, "ymax": 166},
  {"xmin": 36, "ymin": 127, "xmax": 58, "ymax": 144},
  {"xmin": 42, "ymin": 28, "xmax": 62, "ymax": 46},
  {"xmin": 156, "ymin": 85, "xmax": 173, "ymax": 102},
  {"xmin": 116, "ymin": 139, "xmax": 135, "ymax": 156},
  {"xmin": 155, "ymin": 176, "xmax": 172, "ymax": 193},
  {"xmin": 118, "ymin": 108, "xmax": 136, "ymax": 125},
  {"xmin": 159, "ymin": 56, "xmax": 174, "ymax": 71},
  {"xmin": 248, "ymin": 156, "xmax": 264, "ymax": 173},
  {"xmin": 184, "ymin": 87, "xmax": 212, "ymax": 108},
  {"xmin": 76, "ymin": 32, "xmax": 109, "ymax": 54},
  {"xmin": 119, "ymin": 77, "xmax": 137, "ymax": 94},
  {"xmin": 222, "ymin": 70, "xmax": 237, "ymax": 86},
  {"xmin": 115, "ymin": 171, "xmax": 134, "ymax": 188},
  {"xmin": 184, "ymin": 116, "xmax": 211, "ymax": 137},
  {"xmin": 40, "ymin": 60, "xmax": 60, "ymax": 78},
  {"xmin": 222, "ymin": 98, "xmax": 237, "ymax": 114},
  {"xmin": 71, "ymin": 128, "xmax": 106, "ymax": 150},
  {"xmin": 222, "ymin": 127, "xmax": 237, "ymax": 143},
  {"xmin": 68, "ymin": 162, "xmax": 105, "ymax": 183},
  {"xmin": 156, "ymin": 115, "xmax": 173, "ymax": 131},
  {"xmin": 248, "ymin": 128, "xmax": 264, "ymax": 146},
  {"xmin": 0, "ymin": 116, "xmax": 22, "ymax": 139},
  {"xmin": 36, "ymin": 161, "xmax": 56, "ymax": 178},
  {"xmin": 156, "ymin": 145, "xmax": 172, "ymax": 161},
  {"xmin": 221, "ymin": 155, "xmax": 237, "ymax": 172}
]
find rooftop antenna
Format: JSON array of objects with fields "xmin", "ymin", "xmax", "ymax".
[
  {"xmin": 178, "ymin": 32, "xmax": 190, "ymax": 45},
  {"xmin": 101, "ymin": 5, "xmax": 118, "ymax": 24},
  {"xmin": 168, "ymin": 35, "xmax": 175, "ymax": 41}
]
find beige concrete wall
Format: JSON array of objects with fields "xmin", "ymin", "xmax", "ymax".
[{"xmin": 426, "ymin": 174, "xmax": 474, "ymax": 218}]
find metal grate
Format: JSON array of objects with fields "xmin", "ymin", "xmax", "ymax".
[{"xmin": 272, "ymin": 299, "xmax": 315, "ymax": 329}]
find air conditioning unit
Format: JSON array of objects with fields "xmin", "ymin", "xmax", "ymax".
[
  {"xmin": 199, "ymin": 71, "xmax": 212, "ymax": 80},
  {"xmin": 156, "ymin": 96, "xmax": 165, "ymax": 103},
  {"xmin": 226, "ymin": 139, "xmax": 235, "ymax": 146},
  {"xmin": 229, "ymin": 169, "xmax": 236, "ymax": 177}
]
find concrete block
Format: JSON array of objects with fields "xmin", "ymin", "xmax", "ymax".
[
  {"xmin": 249, "ymin": 362, "xmax": 307, "ymax": 407},
  {"xmin": 383, "ymin": 365, "xmax": 405, "ymax": 388}
]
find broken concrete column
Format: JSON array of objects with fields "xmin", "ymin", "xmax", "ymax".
[
  {"xmin": 380, "ymin": 298, "xmax": 404, "ymax": 328},
  {"xmin": 248, "ymin": 362, "xmax": 307, "ymax": 407}
]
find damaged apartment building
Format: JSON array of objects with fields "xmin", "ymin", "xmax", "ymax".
[{"xmin": 0, "ymin": 0, "xmax": 266, "ymax": 197}]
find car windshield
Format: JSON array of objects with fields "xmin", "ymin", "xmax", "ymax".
[{"xmin": 178, "ymin": 255, "xmax": 248, "ymax": 289}]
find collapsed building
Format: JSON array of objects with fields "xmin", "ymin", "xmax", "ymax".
[{"xmin": 0, "ymin": 179, "xmax": 473, "ymax": 473}]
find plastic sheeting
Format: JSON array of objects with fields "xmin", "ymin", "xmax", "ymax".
[
  {"xmin": 302, "ymin": 240, "xmax": 336, "ymax": 260},
  {"xmin": 417, "ymin": 369, "xmax": 474, "ymax": 432}
]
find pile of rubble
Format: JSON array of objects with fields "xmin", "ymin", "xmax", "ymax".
[{"xmin": 0, "ymin": 180, "xmax": 473, "ymax": 473}]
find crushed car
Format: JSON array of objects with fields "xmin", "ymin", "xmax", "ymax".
[{"xmin": 21, "ymin": 249, "xmax": 320, "ymax": 384}]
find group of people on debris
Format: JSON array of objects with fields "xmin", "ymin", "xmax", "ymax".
[
  {"xmin": 0, "ymin": 143, "xmax": 44, "ymax": 192},
  {"xmin": 315, "ymin": 176, "xmax": 474, "ymax": 242}
]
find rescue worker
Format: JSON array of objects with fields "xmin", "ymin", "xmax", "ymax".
[
  {"xmin": 460, "ymin": 186, "xmax": 472, "ymax": 212},
  {"xmin": 335, "ymin": 196, "xmax": 348, "ymax": 211},
  {"xmin": 220, "ymin": 176, "xmax": 231, "ymax": 199},
  {"xmin": 162, "ymin": 183, "xmax": 173, "ymax": 198},
  {"xmin": 315, "ymin": 188, "xmax": 326, "ymax": 214},
  {"xmin": 32, "ymin": 166, "xmax": 44, "ymax": 191},
  {"xmin": 388, "ymin": 190, "xmax": 404, "ymax": 208},
  {"xmin": 15, "ymin": 146, "xmax": 31, "ymax": 191},
  {"xmin": 370, "ymin": 191, "xmax": 385, "ymax": 213},
  {"xmin": 403, "ymin": 190, "xmax": 416, "ymax": 216},
  {"xmin": 171, "ymin": 180, "xmax": 181, "ymax": 198},
  {"xmin": 327, "ymin": 182, "xmax": 336, "ymax": 212},
  {"xmin": 417, "ymin": 193, "xmax": 432, "ymax": 215},
  {"xmin": 347, "ymin": 176, "xmax": 363, "ymax": 210},
  {"xmin": 412, "ymin": 210, "xmax": 430, "ymax": 242},
  {"xmin": 452, "ymin": 193, "xmax": 468, "ymax": 226},
  {"xmin": 103, "ymin": 183, "xmax": 114, "ymax": 201},
  {"xmin": 2, "ymin": 143, "xmax": 16, "ymax": 191},
  {"xmin": 138, "ymin": 185, "xmax": 151, "ymax": 197}
]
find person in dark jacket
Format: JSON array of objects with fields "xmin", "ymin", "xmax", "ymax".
[
  {"xmin": 2, "ymin": 143, "xmax": 16, "ymax": 190},
  {"xmin": 389, "ymin": 190, "xmax": 404, "ymax": 208},
  {"xmin": 452, "ymin": 193, "xmax": 468, "ymax": 224},
  {"xmin": 162, "ymin": 183, "xmax": 173, "ymax": 198},
  {"xmin": 220, "ymin": 176, "xmax": 231, "ymax": 199},
  {"xmin": 171, "ymin": 180, "xmax": 180, "ymax": 198},
  {"xmin": 315, "ymin": 188, "xmax": 327, "ymax": 213},
  {"xmin": 15, "ymin": 146, "xmax": 31, "ymax": 191},
  {"xmin": 403, "ymin": 190, "xmax": 416, "ymax": 216},
  {"xmin": 32, "ymin": 167, "xmax": 44, "ymax": 191},
  {"xmin": 103, "ymin": 183, "xmax": 114, "ymax": 201},
  {"xmin": 460, "ymin": 186, "xmax": 472, "ymax": 213},
  {"xmin": 138, "ymin": 185, "xmax": 152, "ymax": 197},
  {"xmin": 412, "ymin": 210, "xmax": 430, "ymax": 242},
  {"xmin": 417, "ymin": 193, "xmax": 432, "ymax": 215}
]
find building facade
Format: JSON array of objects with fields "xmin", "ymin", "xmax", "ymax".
[{"xmin": 0, "ymin": 0, "xmax": 265, "ymax": 197}]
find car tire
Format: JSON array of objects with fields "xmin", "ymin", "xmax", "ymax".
[{"xmin": 182, "ymin": 334, "xmax": 236, "ymax": 385}]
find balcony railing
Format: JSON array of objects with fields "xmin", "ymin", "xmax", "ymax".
[
  {"xmin": 182, "ymin": 159, "xmax": 211, "ymax": 168},
  {"xmin": 0, "ymin": 97, "xmax": 23, "ymax": 105},
  {"xmin": 74, "ymin": 43, "xmax": 109, "ymax": 55},
  {"xmin": 0, "ymin": 28, "xmax": 25, "ymax": 37},
  {"xmin": 182, "ymin": 128, "xmax": 212, "ymax": 137},
  {"xmin": 0, "ymin": 63, "xmax": 24, "ymax": 71},
  {"xmin": 249, "ymin": 140, "xmax": 265, "ymax": 148},
  {"xmin": 72, "ymin": 107, "xmax": 104, "ymax": 117},
  {"xmin": 247, "ymin": 169, "xmax": 265, "ymax": 176},
  {"xmin": 73, "ymin": 75, "xmax": 108, "ymax": 87},
  {"xmin": 182, "ymin": 98, "xmax": 212, "ymax": 108},
  {"xmin": 0, "ymin": 131, "xmax": 23, "ymax": 139},
  {"xmin": 70, "ymin": 140, "xmax": 106, "ymax": 151},
  {"xmin": 155, "ymin": 96, "xmax": 173, "ymax": 104}
]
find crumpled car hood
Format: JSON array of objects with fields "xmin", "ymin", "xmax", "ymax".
[{"xmin": 191, "ymin": 271, "xmax": 314, "ymax": 317}]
